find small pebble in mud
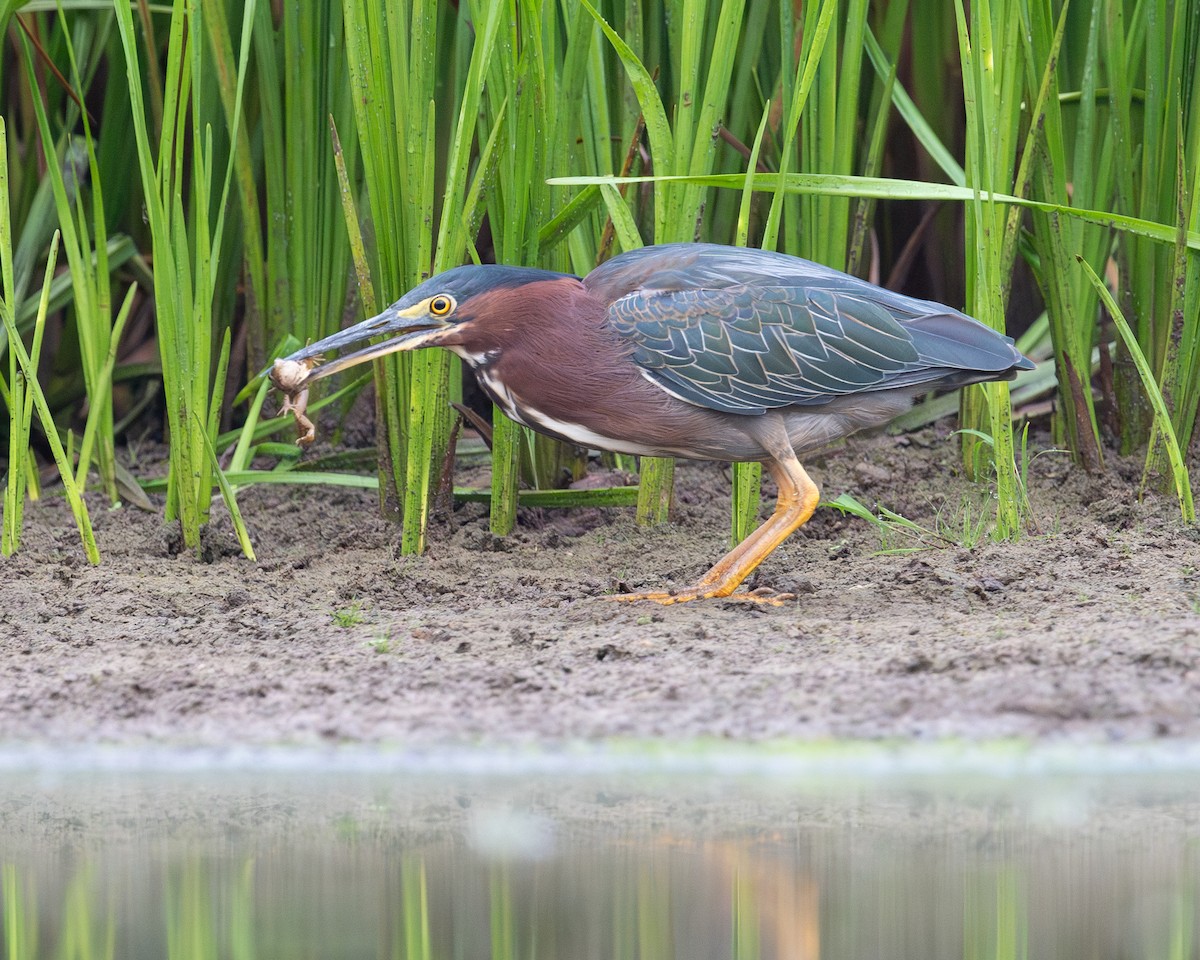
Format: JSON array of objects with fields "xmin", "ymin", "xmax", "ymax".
[
  {"xmin": 854, "ymin": 462, "xmax": 892, "ymax": 487},
  {"xmin": 827, "ymin": 541, "xmax": 852, "ymax": 560},
  {"xmin": 223, "ymin": 589, "xmax": 250, "ymax": 610},
  {"xmin": 768, "ymin": 575, "xmax": 816, "ymax": 596}
]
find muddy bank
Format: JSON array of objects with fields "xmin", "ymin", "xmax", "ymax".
[{"xmin": 1, "ymin": 429, "xmax": 1198, "ymax": 746}]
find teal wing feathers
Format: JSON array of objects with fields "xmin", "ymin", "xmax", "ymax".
[{"xmin": 592, "ymin": 244, "xmax": 1031, "ymax": 416}]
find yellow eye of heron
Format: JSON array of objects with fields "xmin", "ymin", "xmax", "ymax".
[{"xmin": 429, "ymin": 295, "xmax": 453, "ymax": 317}]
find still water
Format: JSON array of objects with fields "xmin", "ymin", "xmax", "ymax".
[{"xmin": 1, "ymin": 743, "xmax": 1198, "ymax": 959}]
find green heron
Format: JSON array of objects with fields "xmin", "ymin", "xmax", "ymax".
[{"xmin": 271, "ymin": 243, "xmax": 1033, "ymax": 604}]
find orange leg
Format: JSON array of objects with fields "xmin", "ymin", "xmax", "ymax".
[{"xmin": 613, "ymin": 456, "xmax": 820, "ymax": 605}]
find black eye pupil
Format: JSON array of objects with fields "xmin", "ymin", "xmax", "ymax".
[{"xmin": 433, "ymin": 297, "xmax": 449, "ymax": 313}]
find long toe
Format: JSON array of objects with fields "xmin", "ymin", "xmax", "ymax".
[{"xmin": 609, "ymin": 586, "xmax": 796, "ymax": 606}]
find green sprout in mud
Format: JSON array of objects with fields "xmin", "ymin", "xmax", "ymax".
[
  {"xmin": 366, "ymin": 634, "xmax": 392, "ymax": 654},
  {"xmin": 332, "ymin": 601, "xmax": 364, "ymax": 628},
  {"xmin": 826, "ymin": 493, "xmax": 991, "ymax": 554},
  {"xmin": 831, "ymin": 428, "xmax": 1071, "ymax": 552}
]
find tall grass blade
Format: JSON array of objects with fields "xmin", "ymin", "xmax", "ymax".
[
  {"xmin": 1079, "ymin": 256, "xmax": 1194, "ymax": 521},
  {"xmin": 1022, "ymin": 0, "xmax": 1107, "ymax": 471},
  {"xmin": 551, "ymin": 173, "xmax": 1200, "ymax": 250},
  {"xmin": 197, "ymin": 412, "xmax": 256, "ymax": 561},
  {"xmin": 1, "ymin": 227, "xmax": 99, "ymax": 563},
  {"xmin": 20, "ymin": 22, "xmax": 120, "ymax": 502},
  {"xmin": 864, "ymin": 26, "xmax": 965, "ymax": 187},
  {"xmin": 341, "ymin": 0, "xmax": 503, "ymax": 554},
  {"xmin": 75, "ymin": 283, "xmax": 137, "ymax": 497},
  {"xmin": 2, "ymin": 230, "xmax": 61, "ymax": 556},
  {"xmin": 110, "ymin": 0, "xmax": 256, "ymax": 553},
  {"xmin": 761, "ymin": 0, "xmax": 837, "ymax": 251},
  {"xmin": 1103, "ymin": 0, "xmax": 1200, "ymax": 464},
  {"xmin": 953, "ymin": 0, "xmax": 1025, "ymax": 537}
]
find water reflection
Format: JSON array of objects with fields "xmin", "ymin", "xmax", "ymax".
[{"xmin": 1, "ymin": 749, "xmax": 1198, "ymax": 959}]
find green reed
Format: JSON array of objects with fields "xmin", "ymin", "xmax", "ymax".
[
  {"xmin": 110, "ymin": 0, "xmax": 256, "ymax": 557},
  {"xmin": 1021, "ymin": 0, "xmax": 1109, "ymax": 470},
  {"xmin": 480, "ymin": 0, "xmax": 602, "ymax": 535},
  {"xmin": 729, "ymin": 109, "xmax": 770, "ymax": 545},
  {"xmin": 1104, "ymin": 0, "xmax": 1200, "ymax": 472},
  {"xmin": 1, "ymin": 118, "xmax": 97, "ymax": 563},
  {"xmin": 964, "ymin": 871, "xmax": 1028, "ymax": 960},
  {"xmin": 340, "ymin": 0, "xmax": 503, "ymax": 554},
  {"xmin": 1081, "ymin": 256, "xmax": 1194, "ymax": 520},
  {"xmin": 2, "ymin": 863, "xmax": 36, "ymax": 960},
  {"xmin": 19, "ymin": 12, "xmax": 122, "ymax": 504},
  {"xmin": 731, "ymin": 869, "xmax": 762, "ymax": 960},
  {"xmin": 952, "ymin": 0, "xmax": 1027, "ymax": 538},
  {"xmin": 3, "ymin": 0, "xmax": 1198, "ymax": 562},
  {"xmin": 205, "ymin": 1, "xmax": 357, "ymax": 369}
]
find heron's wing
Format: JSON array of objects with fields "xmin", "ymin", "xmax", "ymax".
[{"xmin": 605, "ymin": 280, "xmax": 1021, "ymax": 415}]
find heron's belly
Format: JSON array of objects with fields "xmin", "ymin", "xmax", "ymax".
[
  {"xmin": 475, "ymin": 365, "xmax": 919, "ymax": 462},
  {"xmin": 475, "ymin": 365, "xmax": 762, "ymax": 459}
]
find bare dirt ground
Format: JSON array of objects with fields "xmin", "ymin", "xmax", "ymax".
[{"xmin": 2, "ymin": 427, "xmax": 1198, "ymax": 746}]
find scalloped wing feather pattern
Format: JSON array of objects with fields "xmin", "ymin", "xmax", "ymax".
[{"xmin": 594, "ymin": 244, "xmax": 1025, "ymax": 416}]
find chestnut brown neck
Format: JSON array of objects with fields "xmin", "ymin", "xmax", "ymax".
[{"xmin": 435, "ymin": 277, "xmax": 614, "ymax": 367}]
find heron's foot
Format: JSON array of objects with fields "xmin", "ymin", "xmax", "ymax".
[{"xmin": 609, "ymin": 585, "xmax": 795, "ymax": 606}]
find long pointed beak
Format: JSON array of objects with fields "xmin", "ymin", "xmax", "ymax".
[{"xmin": 270, "ymin": 304, "xmax": 448, "ymax": 390}]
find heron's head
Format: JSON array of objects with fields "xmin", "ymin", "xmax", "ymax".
[{"xmin": 271, "ymin": 264, "xmax": 574, "ymax": 388}]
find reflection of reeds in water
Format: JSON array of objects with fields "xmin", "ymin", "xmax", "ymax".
[
  {"xmin": 2, "ymin": 826, "xmax": 1199, "ymax": 959},
  {"xmin": 724, "ymin": 846, "xmax": 820, "ymax": 960},
  {"xmin": 3, "ymin": 863, "xmax": 37, "ymax": 960},
  {"xmin": 963, "ymin": 870, "xmax": 1026, "ymax": 960}
]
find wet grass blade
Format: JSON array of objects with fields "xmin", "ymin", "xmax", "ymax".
[
  {"xmin": 203, "ymin": 0, "xmax": 266, "ymax": 369},
  {"xmin": 578, "ymin": 0, "xmax": 673, "ymax": 242},
  {"xmin": 20, "ymin": 20, "xmax": 119, "ymax": 502},
  {"xmin": 585, "ymin": 0, "xmax": 749, "ymax": 528},
  {"xmin": 2, "ymin": 115, "xmax": 26, "ymax": 554},
  {"xmin": 761, "ymin": 0, "xmax": 837, "ymax": 250},
  {"xmin": 1021, "ymin": 0, "xmax": 1106, "ymax": 471},
  {"xmin": 2, "ymin": 228, "xmax": 61, "ymax": 555},
  {"xmin": 578, "ymin": 0, "xmax": 675, "ymax": 525},
  {"xmin": 330, "ymin": 117, "xmax": 376, "ymax": 317},
  {"xmin": 538, "ymin": 186, "xmax": 603, "ymax": 257},
  {"xmin": 197, "ymin": 412, "xmax": 256, "ymax": 561},
  {"xmin": 110, "ymin": 0, "xmax": 256, "ymax": 554},
  {"xmin": 1, "ymin": 227, "xmax": 98, "ymax": 563},
  {"xmin": 953, "ymin": 0, "xmax": 1025, "ymax": 537},
  {"xmin": 598, "ymin": 184, "xmax": 644, "ymax": 252},
  {"xmin": 1079, "ymin": 256, "xmax": 1194, "ymax": 521},
  {"xmin": 74, "ymin": 283, "xmax": 137, "ymax": 497},
  {"xmin": 551, "ymin": 173, "xmax": 1200, "ymax": 250},
  {"xmin": 1103, "ymin": 0, "xmax": 1200, "ymax": 461},
  {"xmin": 341, "ymin": 0, "xmax": 504, "ymax": 554}
]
